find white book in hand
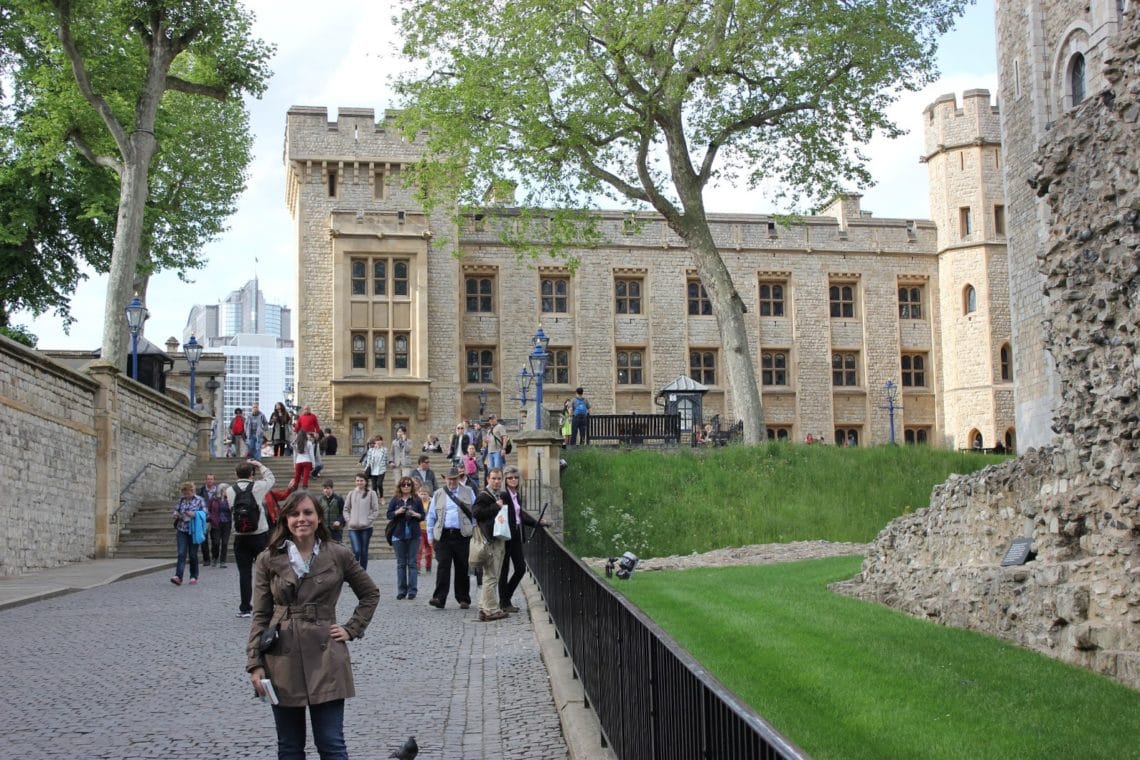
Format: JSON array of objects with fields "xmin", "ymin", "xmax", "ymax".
[{"xmin": 259, "ymin": 679, "xmax": 280, "ymax": 706}]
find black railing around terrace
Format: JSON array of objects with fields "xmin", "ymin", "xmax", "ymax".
[
  {"xmin": 524, "ymin": 529, "xmax": 808, "ymax": 760},
  {"xmin": 587, "ymin": 413, "xmax": 682, "ymax": 445}
]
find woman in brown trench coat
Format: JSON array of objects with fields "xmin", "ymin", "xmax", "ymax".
[{"xmin": 247, "ymin": 490, "xmax": 379, "ymax": 760}]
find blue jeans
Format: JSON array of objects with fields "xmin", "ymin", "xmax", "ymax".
[
  {"xmin": 393, "ymin": 536, "xmax": 420, "ymax": 596},
  {"xmin": 248, "ymin": 433, "xmax": 262, "ymax": 460},
  {"xmin": 349, "ymin": 527, "xmax": 373, "ymax": 570},
  {"xmin": 489, "ymin": 451, "xmax": 505, "ymax": 471},
  {"xmin": 271, "ymin": 699, "xmax": 346, "ymax": 760},
  {"xmin": 175, "ymin": 530, "xmax": 199, "ymax": 580}
]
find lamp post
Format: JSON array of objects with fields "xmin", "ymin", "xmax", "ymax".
[
  {"xmin": 124, "ymin": 296, "xmax": 149, "ymax": 381},
  {"xmin": 478, "ymin": 386, "xmax": 488, "ymax": 419},
  {"xmin": 528, "ymin": 326, "xmax": 550, "ymax": 430},
  {"xmin": 513, "ymin": 366, "xmax": 532, "ymax": 412},
  {"xmin": 284, "ymin": 384, "xmax": 296, "ymax": 416},
  {"xmin": 184, "ymin": 335, "xmax": 203, "ymax": 410},
  {"xmin": 882, "ymin": 379, "xmax": 901, "ymax": 444}
]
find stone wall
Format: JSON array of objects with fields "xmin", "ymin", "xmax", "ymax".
[
  {"xmin": 843, "ymin": 11, "xmax": 1140, "ymax": 689},
  {"xmin": 0, "ymin": 336, "xmax": 208, "ymax": 575}
]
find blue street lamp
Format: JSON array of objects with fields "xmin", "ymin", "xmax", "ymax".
[
  {"xmin": 528, "ymin": 326, "xmax": 550, "ymax": 430},
  {"xmin": 124, "ymin": 296, "xmax": 148, "ymax": 381},
  {"xmin": 883, "ymin": 379, "xmax": 901, "ymax": 444},
  {"xmin": 184, "ymin": 335, "xmax": 203, "ymax": 410},
  {"xmin": 513, "ymin": 366, "xmax": 532, "ymax": 410}
]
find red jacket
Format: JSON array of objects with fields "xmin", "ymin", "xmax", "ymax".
[{"xmin": 294, "ymin": 412, "xmax": 320, "ymax": 434}]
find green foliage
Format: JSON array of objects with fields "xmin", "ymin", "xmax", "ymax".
[
  {"xmin": 0, "ymin": 0, "xmax": 270, "ymax": 324},
  {"xmin": 562, "ymin": 444, "xmax": 1007, "ymax": 557},
  {"xmin": 0, "ymin": 324, "xmax": 38, "ymax": 347},
  {"xmin": 617, "ymin": 559, "xmax": 1140, "ymax": 759}
]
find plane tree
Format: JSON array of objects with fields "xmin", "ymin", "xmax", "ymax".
[{"xmin": 394, "ymin": 0, "xmax": 967, "ymax": 443}]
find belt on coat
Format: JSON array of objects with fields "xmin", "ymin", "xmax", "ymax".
[{"xmin": 278, "ymin": 603, "xmax": 336, "ymax": 621}]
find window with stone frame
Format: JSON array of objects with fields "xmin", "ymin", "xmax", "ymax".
[
  {"xmin": 766, "ymin": 426, "xmax": 791, "ymax": 441},
  {"xmin": 829, "ymin": 282, "xmax": 856, "ymax": 318},
  {"xmin": 615, "ymin": 277, "xmax": 643, "ymax": 315},
  {"xmin": 465, "ymin": 346, "xmax": 495, "ymax": 384},
  {"xmin": 994, "ymin": 204, "xmax": 1006, "ymax": 236},
  {"xmin": 465, "ymin": 275, "xmax": 494, "ymax": 313},
  {"xmin": 1000, "ymin": 343, "xmax": 1012, "ymax": 381},
  {"xmin": 616, "ymin": 348, "xmax": 644, "ymax": 385},
  {"xmin": 351, "ymin": 259, "xmax": 367, "ymax": 296},
  {"xmin": 901, "ymin": 353, "xmax": 927, "ymax": 387},
  {"xmin": 898, "ymin": 285, "xmax": 923, "ymax": 320},
  {"xmin": 393, "ymin": 333, "xmax": 410, "ymax": 370},
  {"xmin": 393, "ymin": 260, "xmax": 410, "ymax": 297},
  {"xmin": 689, "ymin": 349, "xmax": 716, "ymax": 385},
  {"xmin": 687, "ymin": 278, "xmax": 712, "ymax": 316},
  {"xmin": 959, "ymin": 206, "xmax": 973, "ymax": 238},
  {"xmin": 904, "ymin": 427, "xmax": 930, "ymax": 445},
  {"xmin": 541, "ymin": 276, "xmax": 569, "ymax": 313},
  {"xmin": 543, "ymin": 347, "xmax": 571, "ymax": 385},
  {"xmin": 351, "ymin": 333, "xmax": 367, "ymax": 369},
  {"xmin": 834, "ymin": 427, "xmax": 861, "ymax": 447},
  {"xmin": 831, "ymin": 352, "xmax": 859, "ymax": 387},
  {"xmin": 758, "ymin": 280, "xmax": 787, "ymax": 317},
  {"xmin": 761, "ymin": 350, "xmax": 788, "ymax": 386},
  {"xmin": 964, "ymin": 284, "xmax": 977, "ymax": 314}
]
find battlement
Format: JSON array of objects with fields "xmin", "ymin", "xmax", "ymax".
[
  {"xmin": 284, "ymin": 105, "xmax": 422, "ymax": 165},
  {"xmin": 922, "ymin": 89, "xmax": 1002, "ymax": 158}
]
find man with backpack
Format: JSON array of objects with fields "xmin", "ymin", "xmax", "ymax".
[
  {"xmin": 225, "ymin": 459, "xmax": 276, "ymax": 618},
  {"xmin": 571, "ymin": 387, "xmax": 591, "ymax": 446}
]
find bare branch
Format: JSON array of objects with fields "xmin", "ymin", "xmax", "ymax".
[
  {"xmin": 52, "ymin": 0, "xmax": 131, "ymax": 157},
  {"xmin": 166, "ymin": 76, "xmax": 228, "ymax": 101},
  {"xmin": 65, "ymin": 128, "xmax": 123, "ymax": 173}
]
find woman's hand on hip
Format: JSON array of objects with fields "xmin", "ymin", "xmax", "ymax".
[{"xmin": 329, "ymin": 624, "xmax": 350, "ymax": 642}]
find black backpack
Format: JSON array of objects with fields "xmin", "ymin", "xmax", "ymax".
[{"xmin": 231, "ymin": 482, "xmax": 261, "ymax": 534}]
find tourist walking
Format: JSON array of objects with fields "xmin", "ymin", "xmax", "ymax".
[
  {"xmin": 195, "ymin": 473, "xmax": 221, "ymax": 567},
  {"xmin": 246, "ymin": 403, "xmax": 269, "ymax": 461},
  {"xmin": 447, "ymin": 422, "xmax": 470, "ymax": 467},
  {"xmin": 344, "ymin": 473, "xmax": 380, "ymax": 570},
  {"xmin": 391, "ymin": 426, "xmax": 414, "ymax": 479},
  {"xmin": 415, "ymin": 483, "xmax": 434, "ymax": 573},
  {"xmin": 228, "ymin": 408, "xmax": 247, "ymax": 458},
  {"xmin": 270, "ymin": 402, "xmax": 291, "ymax": 457},
  {"xmin": 361, "ymin": 436, "xmax": 388, "ymax": 497},
  {"xmin": 499, "ymin": 465, "xmax": 548, "ymax": 612},
  {"xmin": 293, "ymin": 429, "xmax": 316, "ymax": 488},
  {"xmin": 487, "ymin": 414, "xmax": 508, "ymax": 472},
  {"xmin": 426, "ymin": 467, "xmax": 474, "ymax": 610},
  {"xmin": 226, "ymin": 459, "xmax": 276, "ymax": 618},
  {"xmin": 559, "ymin": 400, "xmax": 572, "ymax": 447},
  {"xmin": 201, "ymin": 476, "xmax": 232, "ymax": 568},
  {"xmin": 247, "ymin": 491, "xmax": 379, "ymax": 760},
  {"xmin": 472, "ymin": 468, "xmax": 509, "ymax": 622},
  {"xmin": 171, "ymin": 481, "xmax": 205, "ymax": 586},
  {"xmin": 387, "ymin": 477, "xmax": 424, "ymax": 600}
]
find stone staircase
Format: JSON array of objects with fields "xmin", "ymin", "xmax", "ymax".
[{"xmin": 114, "ymin": 452, "xmax": 459, "ymax": 559}]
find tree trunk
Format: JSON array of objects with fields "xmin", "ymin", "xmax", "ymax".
[
  {"xmin": 678, "ymin": 220, "xmax": 766, "ymax": 444},
  {"xmin": 101, "ymin": 131, "xmax": 157, "ymax": 368}
]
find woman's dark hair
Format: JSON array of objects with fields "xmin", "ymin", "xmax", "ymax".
[{"xmin": 267, "ymin": 490, "xmax": 331, "ymax": 552}]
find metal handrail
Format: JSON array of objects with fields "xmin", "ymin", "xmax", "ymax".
[{"xmin": 524, "ymin": 529, "xmax": 808, "ymax": 760}]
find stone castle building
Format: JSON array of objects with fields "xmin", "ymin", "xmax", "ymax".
[
  {"xmin": 285, "ymin": 98, "xmax": 1014, "ymax": 454},
  {"xmin": 995, "ymin": 0, "xmax": 1132, "ymax": 449}
]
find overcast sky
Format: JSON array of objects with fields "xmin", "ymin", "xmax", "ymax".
[{"xmin": 21, "ymin": 0, "xmax": 998, "ymax": 350}]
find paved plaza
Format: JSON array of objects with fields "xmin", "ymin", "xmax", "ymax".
[{"xmin": 0, "ymin": 560, "xmax": 568, "ymax": 759}]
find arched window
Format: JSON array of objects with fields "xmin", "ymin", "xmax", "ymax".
[
  {"xmin": 1070, "ymin": 53, "xmax": 1086, "ymax": 106},
  {"xmin": 1004, "ymin": 428, "xmax": 1016, "ymax": 453},
  {"xmin": 969, "ymin": 429, "xmax": 984, "ymax": 449},
  {"xmin": 1000, "ymin": 343, "xmax": 1012, "ymax": 381},
  {"xmin": 964, "ymin": 285, "xmax": 977, "ymax": 314}
]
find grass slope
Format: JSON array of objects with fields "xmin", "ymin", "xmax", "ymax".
[{"xmin": 562, "ymin": 444, "xmax": 1006, "ymax": 558}]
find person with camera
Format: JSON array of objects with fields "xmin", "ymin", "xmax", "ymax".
[
  {"xmin": 247, "ymin": 490, "xmax": 379, "ymax": 759},
  {"xmin": 387, "ymin": 477, "xmax": 424, "ymax": 600}
]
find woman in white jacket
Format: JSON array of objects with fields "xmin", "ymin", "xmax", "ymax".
[{"xmin": 360, "ymin": 436, "xmax": 388, "ymax": 497}]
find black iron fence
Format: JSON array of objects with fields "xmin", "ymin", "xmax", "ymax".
[
  {"xmin": 524, "ymin": 528, "xmax": 808, "ymax": 760},
  {"xmin": 587, "ymin": 413, "xmax": 682, "ymax": 445}
]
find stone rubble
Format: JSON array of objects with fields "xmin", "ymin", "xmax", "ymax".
[{"xmin": 838, "ymin": 9, "xmax": 1140, "ymax": 690}]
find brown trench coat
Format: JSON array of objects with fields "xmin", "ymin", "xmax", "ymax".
[{"xmin": 245, "ymin": 541, "xmax": 379, "ymax": 707}]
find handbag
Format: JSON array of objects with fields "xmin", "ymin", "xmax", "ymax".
[
  {"xmin": 385, "ymin": 518, "xmax": 397, "ymax": 546},
  {"xmin": 469, "ymin": 524, "xmax": 490, "ymax": 569},
  {"xmin": 258, "ymin": 622, "xmax": 279, "ymax": 654},
  {"xmin": 493, "ymin": 503, "xmax": 511, "ymax": 540}
]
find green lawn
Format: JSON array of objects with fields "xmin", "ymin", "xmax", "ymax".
[{"xmin": 612, "ymin": 557, "xmax": 1140, "ymax": 759}]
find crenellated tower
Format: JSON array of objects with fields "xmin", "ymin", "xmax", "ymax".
[{"xmin": 922, "ymin": 89, "xmax": 1015, "ymax": 450}]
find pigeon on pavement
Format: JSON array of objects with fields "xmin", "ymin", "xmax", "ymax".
[{"xmin": 389, "ymin": 735, "xmax": 418, "ymax": 760}]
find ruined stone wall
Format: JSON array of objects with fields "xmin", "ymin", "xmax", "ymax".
[{"xmin": 845, "ymin": 10, "xmax": 1140, "ymax": 689}]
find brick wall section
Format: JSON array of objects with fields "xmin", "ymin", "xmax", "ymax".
[
  {"xmin": 116, "ymin": 373, "xmax": 203, "ymax": 507},
  {"xmin": 0, "ymin": 337, "xmax": 99, "ymax": 575},
  {"xmin": 288, "ymin": 106, "xmax": 1012, "ymax": 449}
]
